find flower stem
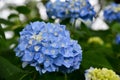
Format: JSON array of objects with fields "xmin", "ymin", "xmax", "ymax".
[
  {"xmin": 33, "ymin": 72, "xmax": 37, "ymax": 80},
  {"xmin": 64, "ymin": 73, "xmax": 68, "ymax": 80}
]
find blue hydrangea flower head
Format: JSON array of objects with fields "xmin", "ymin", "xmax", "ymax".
[
  {"xmin": 115, "ymin": 33, "xmax": 120, "ymax": 44},
  {"xmin": 104, "ymin": 3, "xmax": 120, "ymax": 22},
  {"xmin": 14, "ymin": 21, "xmax": 82, "ymax": 74},
  {"xmin": 46, "ymin": 0, "xmax": 95, "ymax": 20}
]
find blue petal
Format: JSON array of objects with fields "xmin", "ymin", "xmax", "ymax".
[
  {"xmin": 22, "ymin": 62, "xmax": 29, "ymax": 68},
  {"xmin": 45, "ymin": 65, "xmax": 56, "ymax": 72},
  {"xmin": 37, "ymin": 53, "xmax": 44, "ymax": 63},
  {"xmin": 63, "ymin": 58, "xmax": 73, "ymax": 68},
  {"xmin": 54, "ymin": 55, "xmax": 64, "ymax": 66},
  {"xmin": 18, "ymin": 42, "xmax": 27, "ymax": 51},
  {"xmin": 22, "ymin": 50, "xmax": 34, "ymax": 61},
  {"xmin": 31, "ymin": 21, "xmax": 45, "ymax": 33},
  {"xmin": 44, "ymin": 57, "xmax": 53, "ymax": 67},
  {"xmin": 34, "ymin": 53, "xmax": 40, "ymax": 60}
]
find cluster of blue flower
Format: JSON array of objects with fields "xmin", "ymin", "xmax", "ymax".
[
  {"xmin": 104, "ymin": 3, "xmax": 120, "ymax": 22},
  {"xmin": 46, "ymin": 0, "xmax": 95, "ymax": 20},
  {"xmin": 14, "ymin": 21, "xmax": 82, "ymax": 74}
]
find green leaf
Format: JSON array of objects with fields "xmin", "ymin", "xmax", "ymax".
[
  {"xmin": 0, "ymin": 24, "xmax": 5, "ymax": 39},
  {"xmin": 107, "ymin": 56, "xmax": 120, "ymax": 74},
  {"xmin": 111, "ymin": 22, "xmax": 120, "ymax": 33},
  {"xmin": 16, "ymin": 6, "xmax": 30, "ymax": 14},
  {"xmin": 8, "ymin": 14, "xmax": 19, "ymax": 20},
  {"xmin": 0, "ymin": 18, "xmax": 15, "ymax": 25},
  {"xmin": 81, "ymin": 46, "xmax": 113, "ymax": 70},
  {"xmin": 14, "ymin": 27, "xmax": 23, "ymax": 36},
  {"xmin": 8, "ymin": 14, "xmax": 19, "ymax": 22},
  {"xmin": 0, "ymin": 56, "xmax": 24, "ymax": 80}
]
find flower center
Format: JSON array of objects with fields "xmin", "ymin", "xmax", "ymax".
[
  {"xmin": 34, "ymin": 46, "xmax": 40, "ymax": 52},
  {"xmin": 32, "ymin": 32, "xmax": 42, "ymax": 42}
]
